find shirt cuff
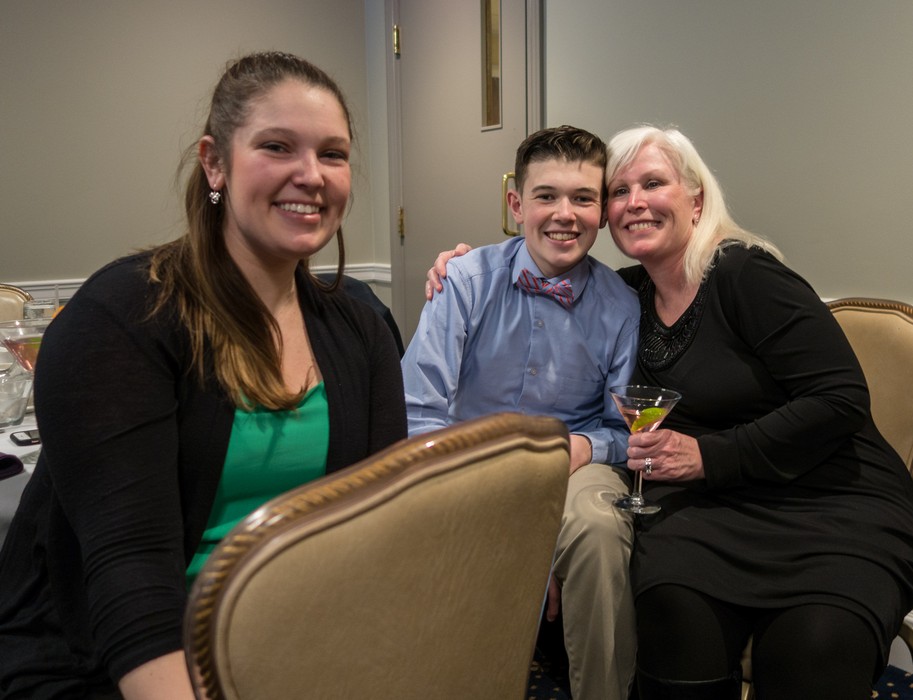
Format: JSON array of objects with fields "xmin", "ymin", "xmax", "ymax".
[{"xmin": 575, "ymin": 431, "xmax": 613, "ymax": 466}]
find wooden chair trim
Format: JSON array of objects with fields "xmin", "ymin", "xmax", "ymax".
[
  {"xmin": 184, "ymin": 412, "xmax": 569, "ymax": 700},
  {"xmin": 826, "ymin": 297, "xmax": 913, "ymax": 318},
  {"xmin": 0, "ymin": 283, "xmax": 32, "ymax": 302}
]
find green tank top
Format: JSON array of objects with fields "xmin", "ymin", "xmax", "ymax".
[{"xmin": 186, "ymin": 382, "xmax": 329, "ymax": 583}]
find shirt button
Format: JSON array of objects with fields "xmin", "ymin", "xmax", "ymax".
[
  {"xmin": 529, "ymin": 368, "xmax": 538, "ymax": 376},
  {"xmin": 536, "ymin": 319, "xmax": 544, "ymax": 328}
]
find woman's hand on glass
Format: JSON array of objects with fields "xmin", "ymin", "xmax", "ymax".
[{"xmin": 627, "ymin": 429, "xmax": 704, "ymax": 481}]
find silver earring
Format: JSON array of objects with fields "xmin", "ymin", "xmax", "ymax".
[
  {"xmin": 209, "ymin": 190, "xmax": 222, "ymax": 205},
  {"xmin": 693, "ymin": 216, "xmax": 700, "ymax": 225}
]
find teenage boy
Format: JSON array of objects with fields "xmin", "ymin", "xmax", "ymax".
[{"xmin": 400, "ymin": 125, "xmax": 639, "ymax": 700}]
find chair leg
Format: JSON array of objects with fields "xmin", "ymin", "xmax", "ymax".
[{"xmin": 636, "ymin": 667, "xmax": 742, "ymax": 700}]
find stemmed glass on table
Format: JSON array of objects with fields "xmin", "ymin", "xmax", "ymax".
[
  {"xmin": 0, "ymin": 318, "xmax": 51, "ymax": 463},
  {"xmin": 610, "ymin": 384, "xmax": 682, "ymax": 515}
]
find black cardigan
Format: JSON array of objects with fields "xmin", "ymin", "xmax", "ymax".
[{"xmin": 0, "ymin": 253, "xmax": 407, "ymax": 697}]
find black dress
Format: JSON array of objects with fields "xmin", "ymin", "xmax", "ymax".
[{"xmin": 619, "ymin": 244, "xmax": 913, "ymax": 667}]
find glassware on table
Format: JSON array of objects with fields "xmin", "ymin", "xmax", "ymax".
[
  {"xmin": 0, "ymin": 362, "xmax": 33, "ymax": 428},
  {"xmin": 0, "ymin": 319, "xmax": 50, "ymax": 373},
  {"xmin": 23, "ymin": 298, "xmax": 58, "ymax": 320},
  {"xmin": 610, "ymin": 384, "xmax": 682, "ymax": 515},
  {"xmin": 22, "ymin": 288, "xmax": 61, "ymax": 320},
  {"xmin": 0, "ymin": 318, "xmax": 51, "ymax": 462}
]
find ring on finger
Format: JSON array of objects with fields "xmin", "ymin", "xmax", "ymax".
[{"xmin": 644, "ymin": 457, "xmax": 653, "ymax": 475}]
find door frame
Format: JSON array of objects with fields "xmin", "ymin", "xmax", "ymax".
[{"xmin": 383, "ymin": 0, "xmax": 544, "ymax": 329}]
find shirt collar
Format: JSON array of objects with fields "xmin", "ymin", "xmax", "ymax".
[{"xmin": 511, "ymin": 240, "xmax": 591, "ymax": 298}]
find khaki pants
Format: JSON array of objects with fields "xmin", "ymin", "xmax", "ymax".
[{"xmin": 553, "ymin": 463, "xmax": 636, "ymax": 700}]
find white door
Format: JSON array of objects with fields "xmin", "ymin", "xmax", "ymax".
[{"xmin": 387, "ymin": 0, "xmax": 539, "ymax": 344}]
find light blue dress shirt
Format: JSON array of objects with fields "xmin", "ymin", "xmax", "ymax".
[{"xmin": 402, "ymin": 237, "xmax": 640, "ymax": 465}]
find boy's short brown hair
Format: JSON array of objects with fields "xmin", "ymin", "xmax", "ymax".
[{"xmin": 514, "ymin": 125, "xmax": 607, "ymax": 196}]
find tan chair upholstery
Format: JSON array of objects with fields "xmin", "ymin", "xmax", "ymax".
[
  {"xmin": 184, "ymin": 412, "xmax": 570, "ymax": 700},
  {"xmin": 741, "ymin": 297, "xmax": 913, "ymax": 699},
  {"xmin": 0, "ymin": 283, "xmax": 31, "ymax": 322},
  {"xmin": 828, "ymin": 298, "xmax": 913, "ymax": 471},
  {"xmin": 0, "ymin": 285, "xmax": 32, "ymax": 371}
]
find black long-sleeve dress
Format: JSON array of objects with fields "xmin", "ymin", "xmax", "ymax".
[{"xmin": 619, "ymin": 244, "xmax": 913, "ymax": 669}]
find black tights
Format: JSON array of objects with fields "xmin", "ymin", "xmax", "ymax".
[{"xmin": 636, "ymin": 585, "xmax": 880, "ymax": 700}]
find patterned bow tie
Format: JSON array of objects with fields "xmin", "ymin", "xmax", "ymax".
[{"xmin": 516, "ymin": 269, "xmax": 574, "ymax": 308}]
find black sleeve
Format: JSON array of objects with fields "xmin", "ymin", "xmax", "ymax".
[
  {"xmin": 698, "ymin": 250, "xmax": 870, "ymax": 487},
  {"xmin": 35, "ymin": 260, "xmax": 190, "ymax": 681}
]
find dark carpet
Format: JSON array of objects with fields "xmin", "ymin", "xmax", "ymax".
[
  {"xmin": 526, "ymin": 650, "xmax": 913, "ymax": 699},
  {"xmin": 527, "ymin": 647, "xmax": 570, "ymax": 700},
  {"xmin": 873, "ymin": 665, "xmax": 913, "ymax": 699}
]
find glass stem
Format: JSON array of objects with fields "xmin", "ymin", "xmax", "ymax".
[{"xmin": 631, "ymin": 470, "xmax": 645, "ymax": 502}]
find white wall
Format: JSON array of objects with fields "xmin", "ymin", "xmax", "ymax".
[
  {"xmin": 545, "ymin": 0, "xmax": 913, "ymax": 302},
  {"xmin": 0, "ymin": 0, "xmax": 385, "ymax": 284}
]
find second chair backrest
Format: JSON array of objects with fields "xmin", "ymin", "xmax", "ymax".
[
  {"xmin": 828, "ymin": 297, "xmax": 913, "ymax": 472},
  {"xmin": 0, "ymin": 284, "xmax": 32, "ymax": 322},
  {"xmin": 185, "ymin": 412, "xmax": 570, "ymax": 700}
]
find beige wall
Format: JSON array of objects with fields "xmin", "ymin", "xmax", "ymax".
[
  {"xmin": 0, "ymin": 0, "xmax": 384, "ymax": 283},
  {"xmin": 7, "ymin": 2, "xmax": 913, "ymax": 306},
  {"xmin": 545, "ymin": 0, "xmax": 913, "ymax": 302}
]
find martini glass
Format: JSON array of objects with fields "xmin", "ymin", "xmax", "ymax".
[
  {"xmin": 0, "ymin": 318, "xmax": 51, "ymax": 463},
  {"xmin": 610, "ymin": 384, "xmax": 682, "ymax": 515}
]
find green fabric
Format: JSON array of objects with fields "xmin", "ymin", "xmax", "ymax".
[{"xmin": 186, "ymin": 382, "xmax": 329, "ymax": 583}]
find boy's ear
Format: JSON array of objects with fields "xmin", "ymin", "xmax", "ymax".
[
  {"xmin": 506, "ymin": 189, "xmax": 524, "ymax": 225},
  {"xmin": 600, "ymin": 200, "xmax": 609, "ymax": 229},
  {"xmin": 199, "ymin": 136, "xmax": 226, "ymax": 191}
]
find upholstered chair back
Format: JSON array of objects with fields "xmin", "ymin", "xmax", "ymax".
[
  {"xmin": 185, "ymin": 412, "xmax": 569, "ymax": 700},
  {"xmin": 828, "ymin": 298, "xmax": 913, "ymax": 471},
  {"xmin": 0, "ymin": 284, "xmax": 31, "ymax": 322}
]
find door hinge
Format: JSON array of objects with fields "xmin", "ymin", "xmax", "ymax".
[
  {"xmin": 398, "ymin": 206, "xmax": 405, "ymax": 240},
  {"xmin": 392, "ymin": 24, "xmax": 401, "ymax": 58}
]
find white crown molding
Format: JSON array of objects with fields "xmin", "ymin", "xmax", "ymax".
[{"xmin": 312, "ymin": 262, "xmax": 392, "ymax": 284}]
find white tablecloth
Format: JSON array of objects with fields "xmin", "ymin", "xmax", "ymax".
[{"xmin": 1, "ymin": 412, "xmax": 39, "ymax": 467}]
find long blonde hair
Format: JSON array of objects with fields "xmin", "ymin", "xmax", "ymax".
[
  {"xmin": 606, "ymin": 125, "xmax": 782, "ymax": 285},
  {"xmin": 149, "ymin": 52, "xmax": 352, "ymax": 410}
]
